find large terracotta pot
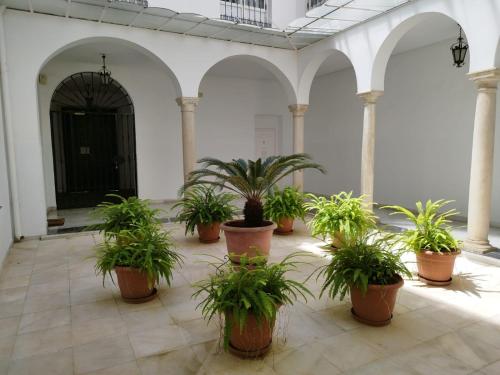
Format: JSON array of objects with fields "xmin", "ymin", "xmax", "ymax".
[
  {"xmin": 274, "ymin": 217, "xmax": 294, "ymax": 235},
  {"xmin": 221, "ymin": 220, "xmax": 277, "ymax": 263},
  {"xmin": 114, "ymin": 266, "xmax": 157, "ymax": 303},
  {"xmin": 227, "ymin": 312, "xmax": 274, "ymax": 358},
  {"xmin": 416, "ymin": 250, "xmax": 459, "ymax": 286},
  {"xmin": 350, "ymin": 276, "xmax": 403, "ymax": 326},
  {"xmin": 196, "ymin": 222, "xmax": 221, "ymax": 243}
]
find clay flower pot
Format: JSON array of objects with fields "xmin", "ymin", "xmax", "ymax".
[
  {"xmin": 350, "ymin": 276, "xmax": 403, "ymax": 326},
  {"xmin": 221, "ymin": 220, "xmax": 277, "ymax": 263},
  {"xmin": 274, "ymin": 217, "xmax": 294, "ymax": 235},
  {"xmin": 196, "ymin": 222, "xmax": 221, "ymax": 243},
  {"xmin": 114, "ymin": 266, "xmax": 157, "ymax": 303},
  {"xmin": 416, "ymin": 250, "xmax": 459, "ymax": 286},
  {"xmin": 227, "ymin": 312, "xmax": 274, "ymax": 358}
]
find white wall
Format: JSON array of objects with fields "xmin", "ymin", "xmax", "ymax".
[
  {"xmin": 39, "ymin": 60, "xmax": 292, "ymax": 207},
  {"xmin": 305, "ymin": 39, "xmax": 500, "ymax": 226},
  {"xmin": 0, "ymin": 81, "xmax": 13, "ymax": 264}
]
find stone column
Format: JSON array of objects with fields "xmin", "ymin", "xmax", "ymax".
[
  {"xmin": 358, "ymin": 91, "xmax": 383, "ymax": 212},
  {"xmin": 289, "ymin": 104, "xmax": 309, "ymax": 191},
  {"xmin": 464, "ymin": 69, "xmax": 499, "ymax": 253},
  {"xmin": 176, "ymin": 97, "xmax": 199, "ymax": 182}
]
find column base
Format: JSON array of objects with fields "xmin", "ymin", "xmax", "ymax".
[{"xmin": 462, "ymin": 238, "xmax": 497, "ymax": 254}]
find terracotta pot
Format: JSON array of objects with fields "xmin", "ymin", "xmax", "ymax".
[
  {"xmin": 416, "ymin": 250, "xmax": 459, "ymax": 286},
  {"xmin": 227, "ymin": 312, "xmax": 274, "ymax": 358},
  {"xmin": 350, "ymin": 275, "xmax": 403, "ymax": 326},
  {"xmin": 221, "ymin": 220, "xmax": 277, "ymax": 263},
  {"xmin": 274, "ymin": 217, "xmax": 294, "ymax": 235},
  {"xmin": 114, "ymin": 266, "xmax": 156, "ymax": 303},
  {"xmin": 196, "ymin": 222, "xmax": 221, "ymax": 243}
]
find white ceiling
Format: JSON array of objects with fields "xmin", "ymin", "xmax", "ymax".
[{"xmin": 50, "ymin": 13, "xmax": 460, "ymax": 82}]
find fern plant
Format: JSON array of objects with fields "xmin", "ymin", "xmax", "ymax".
[
  {"xmin": 317, "ymin": 232, "xmax": 411, "ymax": 300},
  {"xmin": 173, "ymin": 185, "xmax": 237, "ymax": 236},
  {"xmin": 305, "ymin": 191, "xmax": 377, "ymax": 247},
  {"xmin": 264, "ymin": 186, "xmax": 305, "ymax": 222},
  {"xmin": 90, "ymin": 194, "xmax": 160, "ymax": 239},
  {"xmin": 383, "ymin": 200, "xmax": 460, "ymax": 253},
  {"xmin": 192, "ymin": 253, "xmax": 313, "ymax": 350},
  {"xmin": 182, "ymin": 154, "xmax": 325, "ymax": 227},
  {"xmin": 95, "ymin": 223, "xmax": 183, "ymax": 287}
]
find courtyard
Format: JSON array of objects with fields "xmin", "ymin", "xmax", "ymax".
[{"xmin": 1, "ymin": 221, "xmax": 500, "ymax": 375}]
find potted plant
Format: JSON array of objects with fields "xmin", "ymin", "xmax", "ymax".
[
  {"xmin": 384, "ymin": 200, "xmax": 461, "ymax": 286},
  {"xmin": 193, "ymin": 253, "xmax": 312, "ymax": 358},
  {"xmin": 182, "ymin": 154, "xmax": 325, "ymax": 263},
  {"xmin": 95, "ymin": 223, "xmax": 183, "ymax": 303},
  {"xmin": 305, "ymin": 191, "xmax": 377, "ymax": 248},
  {"xmin": 173, "ymin": 185, "xmax": 237, "ymax": 243},
  {"xmin": 90, "ymin": 194, "xmax": 160, "ymax": 241},
  {"xmin": 317, "ymin": 232, "xmax": 411, "ymax": 326},
  {"xmin": 264, "ymin": 186, "xmax": 305, "ymax": 235}
]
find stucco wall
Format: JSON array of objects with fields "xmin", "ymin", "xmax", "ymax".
[
  {"xmin": 39, "ymin": 59, "xmax": 292, "ymax": 208},
  {"xmin": 305, "ymin": 39, "xmax": 500, "ymax": 225},
  {"xmin": 0, "ymin": 82, "xmax": 13, "ymax": 265}
]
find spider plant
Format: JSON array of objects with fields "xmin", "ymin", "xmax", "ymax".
[
  {"xmin": 264, "ymin": 186, "xmax": 305, "ymax": 222},
  {"xmin": 317, "ymin": 232, "xmax": 411, "ymax": 300},
  {"xmin": 173, "ymin": 185, "xmax": 237, "ymax": 236},
  {"xmin": 305, "ymin": 191, "xmax": 377, "ymax": 247},
  {"xmin": 95, "ymin": 222, "xmax": 183, "ymax": 287},
  {"xmin": 383, "ymin": 199, "xmax": 460, "ymax": 253},
  {"xmin": 192, "ymin": 253, "xmax": 313, "ymax": 351},
  {"xmin": 182, "ymin": 154, "xmax": 325, "ymax": 227}
]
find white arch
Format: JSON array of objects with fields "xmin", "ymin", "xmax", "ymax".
[
  {"xmin": 297, "ymin": 48, "xmax": 358, "ymax": 105},
  {"xmin": 38, "ymin": 36, "xmax": 183, "ymax": 98},
  {"xmin": 194, "ymin": 54, "xmax": 298, "ymax": 104},
  {"xmin": 371, "ymin": 12, "xmax": 472, "ymax": 91}
]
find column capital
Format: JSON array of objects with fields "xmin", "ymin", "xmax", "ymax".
[
  {"xmin": 176, "ymin": 97, "xmax": 199, "ymax": 111},
  {"xmin": 469, "ymin": 68, "xmax": 500, "ymax": 90},
  {"xmin": 358, "ymin": 90, "xmax": 384, "ymax": 104},
  {"xmin": 288, "ymin": 104, "xmax": 309, "ymax": 116}
]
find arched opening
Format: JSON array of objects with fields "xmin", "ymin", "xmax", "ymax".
[
  {"xmin": 373, "ymin": 14, "xmax": 480, "ymax": 226},
  {"xmin": 303, "ymin": 51, "xmax": 358, "ymax": 196},
  {"xmin": 196, "ymin": 56, "xmax": 295, "ymax": 165},
  {"xmin": 50, "ymin": 72, "xmax": 137, "ymax": 209}
]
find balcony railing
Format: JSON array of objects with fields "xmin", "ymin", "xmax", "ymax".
[
  {"xmin": 307, "ymin": 0, "xmax": 327, "ymax": 10},
  {"xmin": 220, "ymin": 0, "xmax": 271, "ymax": 28}
]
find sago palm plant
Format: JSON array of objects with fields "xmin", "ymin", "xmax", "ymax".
[{"xmin": 182, "ymin": 154, "xmax": 325, "ymax": 227}]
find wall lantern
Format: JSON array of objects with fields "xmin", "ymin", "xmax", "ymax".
[
  {"xmin": 450, "ymin": 25, "xmax": 468, "ymax": 68},
  {"xmin": 99, "ymin": 54, "xmax": 112, "ymax": 85}
]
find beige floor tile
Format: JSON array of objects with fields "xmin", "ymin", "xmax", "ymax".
[
  {"xmin": 79, "ymin": 360, "xmax": 140, "ymax": 375},
  {"xmin": 0, "ymin": 265, "xmax": 33, "ymax": 279},
  {"xmin": 391, "ymin": 309, "xmax": 452, "ymax": 341},
  {"xmin": 70, "ymin": 299, "xmax": 119, "ymax": 324},
  {"xmin": 122, "ymin": 306, "xmax": 173, "ymax": 334},
  {"xmin": 0, "ymin": 275, "xmax": 30, "ymax": 290},
  {"xmin": 30, "ymin": 265, "xmax": 68, "ymax": 286},
  {"xmin": 178, "ymin": 318, "xmax": 220, "ymax": 346},
  {"xmin": 0, "ymin": 336, "xmax": 15, "ymax": 360},
  {"xmin": 137, "ymin": 346, "xmax": 205, "ymax": 375},
  {"xmin": 318, "ymin": 331, "xmax": 385, "ymax": 372},
  {"xmin": 128, "ymin": 324, "xmax": 188, "ymax": 358},
  {"xmin": 0, "ymin": 318, "xmax": 19, "ymax": 339},
  {"xmin": 26, "ymin": 279, "xmax": 69, "ymax": 298},
  {"xmin": 7, "ymin": 347, "xmax": 73, "ymax": 375},
  {"xmin": 265, "ymin": 342, "xmax": 342, "ymax": 375},
  {"xmin": 0, "ymin": 301, "xmax": 24, "ymax": 320},
  {"xmin": 71, "ymin": 316, "xmax": 127, "ymax": 346},
  {"xmin": 18, "ymin": 308, "xmax": 70, "ymax": 335},
  {"xmin": 0, "ymin": 359, "xmax": 8, "ymax": 375},
  {"xmin": 70, "ymin": 286, "xmax": 115, "ymax": 306},
  {"xmin": 73, "ymin": 335, "xmax": 135, "ymax": 374},
  {"xmin": 23, "ymin": 291, "xmax": 70, "ymax": 314},
  {"xmin": 349, "ymin": 324, "xmax": 421, "ymax": 353},
  {"xmin": 11, "ymin": 324, "xmax": 72, "ymax": 360},
  {"xmin": 479, "ymin": 360, "xmax": 500, "ymax": 375},
  {"xmin": 114, "ymin": 294, "xmax": 163, "ymax": 314},
  {"xmin": 0, "ymin": 288, "xmax": 27, "ymax": 305},
  {"xmin": 201, "ymin": 349, "xmax": 277, "ymax": 375}
]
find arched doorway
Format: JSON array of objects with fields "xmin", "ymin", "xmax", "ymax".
[{"xmin": 50, "ymin": 72, "xmax": 137, "ymax": 209}]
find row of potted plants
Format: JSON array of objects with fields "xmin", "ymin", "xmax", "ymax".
[{"xmin": 90, "ymin": 154, "xmax": 462, "ymax": 358}]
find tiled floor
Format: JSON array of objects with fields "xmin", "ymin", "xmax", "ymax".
[{"xmin": 1, "ymin": 222, "xmax": 500, "ymax": 374}]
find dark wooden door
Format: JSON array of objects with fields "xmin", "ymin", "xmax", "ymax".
[{"xmin": 51, "ymin": 111, "xmax": 137, "ymax": 209}]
